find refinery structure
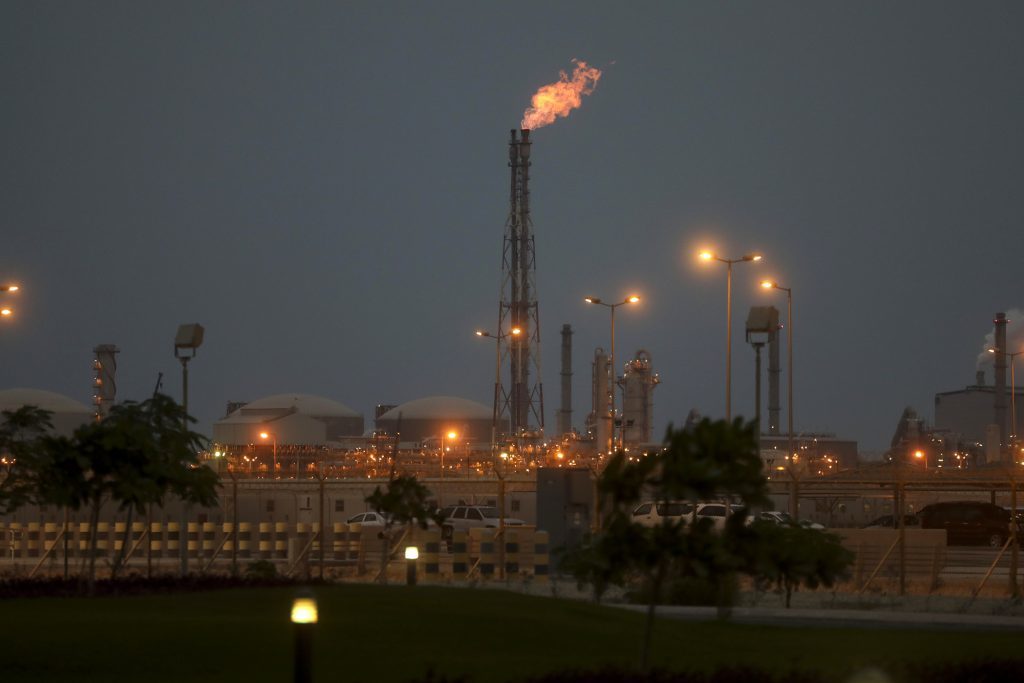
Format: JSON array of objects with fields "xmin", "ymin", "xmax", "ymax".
[
  {"xmin": 202, "ymin": 126, "xmax": 665, "ymax": 480},
  {"xmin": 12, "ymin": 119, "xmax": 1022, "ymax": 489},
  {"xmin": 7, "ymin": 61, "xmax": 1023, "ymax": 492},
  {"xmin": 30, "ymin": 125, "xmax": 1024, "ymax": 487}
]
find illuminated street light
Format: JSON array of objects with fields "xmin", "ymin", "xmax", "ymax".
[
  {"xmin": 260, "ymin": 431, "xmax": 278, "ymax": 478},
  {"xmin": 584, "ymin": 295, "xmax": 641, "ymax": 453},
  {"xmin": 475, "ymin": 325, "xmax": 523, "ymax": 580},
  {"xmin": 699, "ymin": 251, "xmax": 762, "ymax": 420},
  {"xmin": 914, "ymin": 449, "xmax": 928, "ymax": 469},
  {"xmin": 475, "ymin": 327, "xmax": 522, "ymax": 457},
  {"xmin": 761, "ymin": 280, "xmax": 794, "ymax": 472},
  {"xmin": 1, "ymin": 283, "xmax": 19, "ymax": 319}
]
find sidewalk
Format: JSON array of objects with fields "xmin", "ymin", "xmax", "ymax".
[
  {"xmin": 612, "ymin": 603, "xmax": 1024, "ymax": 630},
  {"xmin": 480, "ymin": 576, "xmax": 1024, "ymax": 627}
]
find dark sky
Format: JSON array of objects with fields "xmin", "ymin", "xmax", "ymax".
[{"xmin": 2, "ymin": 2, "xmax": 1022, "ymax": 454}]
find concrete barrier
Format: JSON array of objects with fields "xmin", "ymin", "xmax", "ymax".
[
  {"xmin": 533, "ymin": 530, "xmax": 549, "ymax": 581},
  {"xmin": 451, "ymin": 530, "xmax": 468, "ymax": 580}
]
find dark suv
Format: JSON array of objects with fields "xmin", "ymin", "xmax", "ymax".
[{"xmin": 918, "ymin": 501, "xmax": 1011, "ymax": 547}]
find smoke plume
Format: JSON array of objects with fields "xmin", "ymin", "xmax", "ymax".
[
  {"xmin": 976, "ymin": 308, "xmax": 1024, "ymax": 369},
  {"xmin": 521, "ymin": 59, "xmax": 602, "ymax": 130}
]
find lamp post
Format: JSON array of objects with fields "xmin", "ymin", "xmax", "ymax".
[
  {"xmin": 913, "ymin": 449, "xmax": 928, "ymax": 470},
  {"xmin": 173, "ymin": 323, "xmax": 204, "ymax": 577},
  {"xmin": 475, "ymin": 327, "xmax": 522, "ymax": 457},
  {"xmin": 584, "ymin": 295, "xmax": 640, "ymax": 453},
  {"xmin": 700, "ymin": 252, "xmax": 762, "ymax": 420},
  {"xmin": 260, "ymin": 431, "xmax": 277, "ymax": 478},
  {"xmin": 760, "ymin": 281, "xmax": 793, "ymax": 463},
  {"xmin": 476, "ymin": 326, "xmax": 522, "ymax": 581},
  {"xmin": 1, "ymin": 283, "xmax": 19, "ymax": 319},
  {"xmin": 438, "ymin": 430, "xmax": 457, "ymax": 506}
]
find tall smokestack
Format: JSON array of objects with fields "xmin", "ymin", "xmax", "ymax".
[
  {"xmin": 497, "ymin": 129, "xmax": 544, "ymax": 437},
  {"xmin": 995, "ymin": 312, "xmax": 1008, "ymax": 453},
  {"xmin": 557, "ymin": 324, "xmax": 573, "ymax": 436},
  {"xmin": 592, "ymin": 348, "xmax": 611, "ymax": 454},
  {"xmin": 768, "ymin": 324, "xmax": 781, "ymax": 435}
]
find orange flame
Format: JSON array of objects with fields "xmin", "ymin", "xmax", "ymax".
[{"xmin": 521, "ymin": 59, "xmax": 602, "ymax": 130}]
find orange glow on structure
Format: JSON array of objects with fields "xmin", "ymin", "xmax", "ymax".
[{"xmin": 521, "ymin": 59, "xmax": 602, "ymax": 130}]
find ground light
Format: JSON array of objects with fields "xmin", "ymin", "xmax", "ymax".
[
  {"xmin": 291, "ymin": 595, "xmax": 317, "ymax": 683},
  {"xmin": 405, "ymin": 545, "xmax": 419, "ymax": 586}
]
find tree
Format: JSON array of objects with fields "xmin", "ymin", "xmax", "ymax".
[
  {"xmin": 564, "ymin": 417, "xmax": 768, "ymax": 671},
  {"xmin": 0, "ymin": 406, "xmax": 59, "ymax": 513},
  {"xmin": 364, "ymin": 474, "xmax": 437, "ymax": 584},
  {"xmin": 743, "ymin": 520, "xmax": 853, "ymax": 607},
  {"xmin": 1, "ymin": 395, "xmax": 218, "ymax": 587}
]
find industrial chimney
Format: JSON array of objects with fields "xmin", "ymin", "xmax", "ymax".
[
  {"xmin": 557, "ymin": 324, "xmax": 573, "ymax": 436},
  {"xmin": 995, "ymin": 312, "xmax": 1008, "ymax": 454},
  {"xmin": 497, "ymin": 128, "xmax": 544, "ymax": 437},
  {"xmin": 592, "ymin": 347, "xmax": 611, "ymax": 454},
  {"xmin": 768, "ymin": 320, "xmax": 781, "ymax": 435}
]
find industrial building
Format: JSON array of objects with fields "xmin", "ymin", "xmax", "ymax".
[
  {"xmin": 0, "ymin": 387, "xmax": 92, "ymax": 436},
  {"xmin": 212, "ymin": 393, "xmax": 364, "ymax": 446},
  {"xmin": 0, "ymin": 388, "xmax": 92, "ymax": 437},
  {"xmin": 375, "ymin": 395, "xmax": 497, "ymax": 447},
  {"xmin": 934, "ymin": 373, "xmax": 1024, "ymax": 450}
]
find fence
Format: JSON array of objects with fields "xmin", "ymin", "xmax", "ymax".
[{"xmin": 0, "ymin": 521, "xmax": 551, "ymax": 582}]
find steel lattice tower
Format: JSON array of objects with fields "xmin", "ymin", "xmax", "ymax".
[{"xmin": 496, "ymin": 129, "xmax": 544, "ymax": 437}]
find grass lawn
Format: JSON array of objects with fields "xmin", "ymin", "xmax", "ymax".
[{"xmin": 0, "ymin": 584, "xmax": 1021, "ymax": 682}]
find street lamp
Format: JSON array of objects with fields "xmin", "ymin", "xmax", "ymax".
[
  {"xmin": 989, "ymin": 347, "xmax": 1023, "ymax": 447},
  {"xmin": 699, "ymin": 251, "xmax": 762, "ymax": 420},
  {"xmin": 761, "ymin": 280, "xmax": 793, "ymax": 467},
  {"xmin": 913, "ymin": 449, "xmax": 928, "ymax": 469},
  {"xmin": 476, "ymin": 326, "xmax": 522, "ymax": 580},
  {"xmin": 440, "ymin": 430, "xmax": 458, "ymax": 479},
  {"xmin": 475, "ymin": 327, "xmax": 522, "ymax": 457},
  {"xmin": 584, "ymin": 295, "xmax": 640, "ymax": 453},
  {"xmin": 1, "ymin": 284, "xmax": 19, "ymax": 319},
  {"xmin": 259, "ymin": 431, "xmax": 277, "ymax": 478},
  {"xmin": 173, "ymin": 323, "xmax": 204, "ymax": 577}
]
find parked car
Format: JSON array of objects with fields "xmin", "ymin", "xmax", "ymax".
[
  {"xmin": 758, "ymin": 511, "xmax": 792, "ymax": 525},
  {"xmin": 346, "ymin": 511, "xmax": 389, "ymax": 527},
  {"xmin": 630, "ymin": 501, "xmax": 734, "ymax": 531},
  {"xmin": 439, "ymin": 505, "xmax": 525, "ymax": 538},
  {"xmin": 918, "ymin": 501, "xmax": 1011, "ymax": 547},
  {"xmin": 862, "ymin": 514, "xmax": 919, "ymax": 529},
  {"xmin": 630, "ymin": 501, "xmax": 692, "ymax": 527}
]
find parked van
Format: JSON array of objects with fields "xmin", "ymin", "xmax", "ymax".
[{"xmin": 918, "ymin": 501, "xmax": 1011, "ymax": 547}]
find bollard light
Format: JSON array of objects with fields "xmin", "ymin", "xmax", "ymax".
[
  {"xmin": 405, "ymin": 545, "xmax": 419, "ymax": 586},
  {"xmin": 291, "ymin": 597, "xmax": 318, "ymax": 624},
  {"xmin": 291, "ymin": 595, "xmax": 317, "ymax": 683}
]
